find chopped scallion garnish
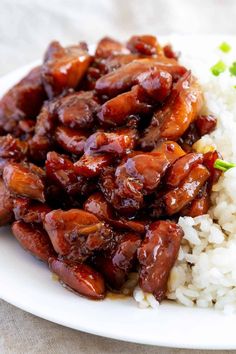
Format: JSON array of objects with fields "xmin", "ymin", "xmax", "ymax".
[
  {"xmin": 214, "ymin": 159, "xmax": 236, "ymax": 172},
  {"xmin": 219, "ymin": 42, "xmax": 231, "ymax": 53},
  {"xmin": 211, "ymin": 60, "xmax": 227, "ymax": 76},
  {"xmin": 229, "ymin": 62, "xmax": 236, "ymax": 76}
]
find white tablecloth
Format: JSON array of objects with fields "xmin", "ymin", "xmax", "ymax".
[{"xmin": 1, "ymin": 0, "xmax": 236, "ymax": 352}]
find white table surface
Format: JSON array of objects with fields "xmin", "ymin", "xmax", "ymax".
[{"xmin": 1, "ymin": 0, "xmax": 236, "ymax": 352}]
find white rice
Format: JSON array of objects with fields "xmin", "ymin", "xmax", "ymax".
[{"xmin": 133, "ymin": 37, "xmax": 236, "ymax": 313}]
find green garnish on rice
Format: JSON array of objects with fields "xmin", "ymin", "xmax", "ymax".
[
  {"xmin": 229, "ymin": 62, "xmax": 236, "ymax": 76},
  {"xmin": 214, "ymin": 159, "xmax": 236, "ymax": 171},
  {"xmin": 219, "ymin": 42, "xmax": 231, "ymax": 53},
  {"xmin": 211, "ymin": 60, "xmax": 226, "ymax": 76}
]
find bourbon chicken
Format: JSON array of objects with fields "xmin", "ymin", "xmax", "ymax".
[{"xmin": 0, "ymin": 35, "xmax": 220, "ymax": 303}]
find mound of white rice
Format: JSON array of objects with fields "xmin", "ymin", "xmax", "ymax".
[{"xmin": 133, "ymin": 37, "xmax": 236, "ymax": 313}]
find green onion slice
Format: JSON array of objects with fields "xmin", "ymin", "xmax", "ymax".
[
  {"xmin": 219, "ymin": 42, "xmax": 231, "ymax": 53},
  {"xmin": 211, "ymin": 60, "xmax": 227, "ymax": 76},
  {"xmin": 214, "ymin": 159, "xmax": 236, "ymax": 172},
  {"xmin": 229, "ymin": 62, "xmax": 236, "ymax": 76}
]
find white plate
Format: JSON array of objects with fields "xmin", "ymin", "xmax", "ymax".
[{"xmin": 1, "ymin": 37, "xmax": 236, "ymax": 350}]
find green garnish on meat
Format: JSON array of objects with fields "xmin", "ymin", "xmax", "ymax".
[
  {"xmin": 214, "ymin": 159, "xmax": 236, "ymax": 172},
  {"xmin": 211, "ymin": 61, "xmax": 227, "ymax": 76},
  {"xmin": 219, "ymin": 42, "xmax": 231, "ymax": 53}
]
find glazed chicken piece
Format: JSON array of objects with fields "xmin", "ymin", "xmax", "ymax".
[
  {"xmin": 99, "ymin": 54, "xmax": 140, "ymax": 73},
  {"xmin": 203, "ymin": 150, "xmax": 222, "ymax": 187},
  {"xmin": 138, "ymin": 220, "xmax": 183, "ymax": 301},
  {"xmin": 74, "ymin": 154, "xmax": 112, "ymax": 178},
  {"xmin": 171, "ymin": 150, "xmax": 221, "ymax": 217},
  {"xmin": 95, "ymin": 37, "xmax": 128, "ymax": 58},
  {"xmin": 165, "ymin": 152, "xmax": 203, "ymax": 188},
  {"xmin": 18, "ymin": 119, "xmax": 35, "ymax": 135},
  {"xmin": 55, "ymin": 91, "xmax": 100, "ymax": 129},
  {"xmin": 149, "ymin": 146, "xmax": 212, "ymax": 217},
  {"xmin": 0, "ymin": 179, "xmax": 13, "ymax": 226},
  {"xmin": 154, "ymin": 140, "xmax": 186, "ymax": 162},
  {"xmin": 55, "ymin": 125, "xmax": 89, "ymax": 155},
  {"xmin": 178, "ymin": 114, "xmax": 217, "ymax": 152},
  {"xmin": 163, "ymin": 164, "xmax": 210, "ymax": 215},
  {"xmin": 141, "ymin": 72, "xmax": 203, "ymax": 150},
  {"xmin": 99, "ymin": 165, "xmax": 141, "ymax": 216},
  {"xmin": 99, "ymin": 141, "xmax": 185, "ymax": 216},
  {"xmin": 33, "ymin": 102, "xmax": 56, "ymax": 137},
  {"xmin": 97, "ymin": 86, "xmax": 151, "ymax": 126},
  {"xmin": 163, "ymin": 44, "xmax": 179, "ymax": 60},
  {"xmin": 100, "ymin": 151, "xmax": 169, "ymax": 215},
  {"xmin": 75, "ymin": 120, "xmax": 139, "ymax": 176},
  {"xmin": 151, "ymin": 150, "xmax": 210, "ymax": 217},
  {"xmin": 177, "ymin": 122, "xmax": 200, "ymax": 152},
  {"xmin": 84, "ymin": 192, "xmax": 146, "ymax": 234},
  {"xmin": 175, "ymin": 150, "xmax": 220, "ymax": 217},
  {"xmin": 95, "ymin": 57, "xmax": 186, "ymax": 97},
  {"xmin": 84, "ymin": 128, "xmax": 137, "ymax": 156},
  {"xmin": 127, "ymin": 35, "xmax": 163, "ymax": 56},
  {"xmin": 86, "ymin": 37, "xmax": 137, "ymax": 89},
  {"xmin": 84, "ymin": 192, "xmax": 114, "ymax": 221},
  {"xmin": 30, "ymin": 91, "xmax": 99, "ymax": 161},
  {"xmin": 116, "ymin": 152, "xmax": 170, "ymax": 194},
  {"xmin": 138, "ymin": 69, "xmax": 173, "ymax": 103},
  {"xmin": 86, "ymin": 54, "xmax": 140, "ymax": 90},
  {"xmin": 12, "ymin": 220, "xmax": 55, "ymax": 262},
  {"xmin": 49, "ymin": 257, "xmax": 105, "ymax": 300},
  {"xmin": 29, "ymin": 101, "xmax": 56, "ymax": 161},
  {"xmin": 93, "ymin": 232, "xmax": 141, "ymax": 289},
  {"xmin": 3, "ymin": 162, "xmax": 45, "ymax": 202},
  {"xmin": 44, "ymin": 209, "xmax": 112, "ymax": 262},
  {"xmin": 42, "ymin": 41, "xmax": 91, "ymax": 98},
  {"xmin": 29, "ymin": 133, "xmax": 53, "ymax": 163},
  {"xmin": 0, "ymin": 135, "xmax": 28, "ymax": 174},
  {"xmin": 97, "ymin": 69, "xmax": 172, "ymax": 126},
  {"xmin": 0, "ymin": 66, "xmax": 46, "ymax": 135},
  {"xmin": 45, "ymin": 151, "xmax": 89, "ymax": 196},
  {"xmin": 13, "ymin": 198, "xmax": 51, "ymax": 224},
  {"xmin": 180, "ymin": 183, "xmax": 210, "ymax": 217},
  {"xmin": 0, "ymin": 135, "xmax": 28, "ymax": 161},
  {"xmin": 195, "ymin": 114, "xmax": 217, "ymax": 136}
]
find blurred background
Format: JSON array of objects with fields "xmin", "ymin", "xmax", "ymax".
[{"xmin": 1, "ymin": 0, "xmax": 236, "ymax": 75}]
